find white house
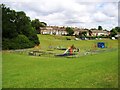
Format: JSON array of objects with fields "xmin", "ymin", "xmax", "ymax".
[
  {"xmin": 40, "ymin": 26, "xmax": 68, "ymax": 35},
  {"xmin": 91, "ymin": 30, "xmax": 110, "ymax": 36},
  {"xmin": 40, "ymin": 26, "xmax": 110, "ymax": 36}
]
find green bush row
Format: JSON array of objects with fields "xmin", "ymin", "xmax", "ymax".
[{"xmin": 2, "ymin": 35, "xmax": 35, "ymax": 50}]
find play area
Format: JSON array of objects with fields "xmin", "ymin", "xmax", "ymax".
[
  {"xmin": 27, "ymin": 41, "xmax": 116, "ymax": 58},
  {"xmin": 6, "ymin": 34, "xmax": 118, "ymax": 58}
]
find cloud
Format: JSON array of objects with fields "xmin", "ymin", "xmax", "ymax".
[
  {"xmin": 1, "ymin": 0, "xmax": 119, "ymax": 2},
  {"xmin": 93, "ymin": 12, "xmax": 109, "ymax": 22},
  {"xmin": 103, "ymin": 3, "xmax": 118, "ymax": 18},
  {"xmin": 0, "ymin": 0, "xmax": 118, "ymax": 30}
]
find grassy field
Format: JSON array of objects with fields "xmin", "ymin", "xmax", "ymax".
[
  {"xmin": 2, "ymin": 35, "xmax": 118, "ymax": 88},
  {"xmin": 37, "ymin": 35, "xmax": 118, "ymax": 53}
]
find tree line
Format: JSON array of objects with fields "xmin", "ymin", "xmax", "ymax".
[{"xmin": 1, "ymin": 4, "xmax": 46, "ymax": 50}]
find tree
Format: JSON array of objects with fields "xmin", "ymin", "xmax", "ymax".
[
  {"xmin": 115, "ymin": 27, "xmax": 120, "ymax": 32},
  {"xmin": 82, "ymin": 31, "xmax": 87, "ymax": 37},
  {"xmin": 109, "ymin": 27, "xmax": 120, "ymax": 38},
  {"xmin": 2, "ymin": 4, "xmax": 18, "ymax": 39},
  {"xmin": 88, "ymin": 30, "xmax": 92, "ymax": 36},
  {"xmin": 66, "ymin": 27, "xmax": 74, "ymax": 36},
  {"xmin": 31, "ymin": 19, "xmax": 47, "ymax": 34},
  {"xmin": 98, "ymin": 26, "xmax": 103, "ymax": 30},
  {"xmin": 110, "ymin": 28, "xmax": 118, "ymax": 37},
  {"xmin": 78, "ymin": 31, "xmax": 87, "ymax": 38},
  {"xmin": 31, "ymin": 19, "xmax": 41, "ymax": 34},
  {"xmin": 15, "ymin": 11, "xmax": 30, "ymax": 34},
  {"xmin": 1, "ymin": 4, "xmax": 40, "ymax": 50},
  {"xmin": 41, "ymin": 22, "xmax": 47, "ymax": 26}
]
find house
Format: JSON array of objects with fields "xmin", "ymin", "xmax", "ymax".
[
  {"xmin": 40, "ymin": 26, "xmax": 110, "ymax": 37},
  {"xmin": 40, "ymin": 26, "xmax": 67, "ymax": 35},
  {"xmin": 91, "ymin": 30, "xmax": 110, "ymax": 36},
  {"xmin": 40, "ymin": 26, "xmax": 53, "ymax": 34}
]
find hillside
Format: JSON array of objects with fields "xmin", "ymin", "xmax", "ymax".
[{"xmin": 37, "ymin": 35, "xmax": 118, "ymax": 54}]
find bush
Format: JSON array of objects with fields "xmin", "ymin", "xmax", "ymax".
[
  {"xmin": 14, "ymin": 35, "xmax": 34, "ymax": 49},
  {"xmin": 2, "ymin": 35, "xmax": 35, "ymax": 50},
  {"xmin": 66, "ymin": 37, "xmax": 71, "ymax": 40},
  {"xmin": 25, "ymin": 27, "xmax": 40, "ymax": 45},
  {"xmin": 2, "ymin": 38, "xmax": 11, "ymax": 50}
]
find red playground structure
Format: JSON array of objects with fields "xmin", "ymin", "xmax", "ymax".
[{"xmin": 55, "ymin": 45, "xmax": 77, "ymax": 57}]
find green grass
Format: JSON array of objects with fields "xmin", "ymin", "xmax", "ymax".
[
  {"xmin": 37, "ymin": 35, "xmax": 118, "ymax": 52},
  {"xmin": 2, "ymin": 35, "xmax": 118, "ymax": 88},
  {"xmin": 2, "ymin": 50, "xmax": 118, "ymax": 88}
]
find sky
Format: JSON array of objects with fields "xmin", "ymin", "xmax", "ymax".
[{"xmin": 0, "ymin": 0, "xmax": 119, "ymax": 31}]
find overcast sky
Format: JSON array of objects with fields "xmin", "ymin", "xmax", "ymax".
[{"xmin": 0, "ymin": 0, "xmax": 119, "ymax": 30}]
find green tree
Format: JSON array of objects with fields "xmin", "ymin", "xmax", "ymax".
[
  {"xmin": 41, "ymin": 22, "xmax": 47, "ymax": 26},
  {"xmin": 115, "ymin": 27, "xmax": 120, "ymax": 32},
  {"xmin": 82, "ymin": 31, "xmax": 87, "ymax": 37},
  {"xmin": 31, "ymin": 19, "xmax": 47, "ymax": 34},
  {"xmin": 109, "ymin": 26, "xmax": 120, "ymax": 38},
  {"xmin": 88, "ymin": 30, "xmax": 92, "ymax": 36},
  {"xmin": 110, "ymin": 28, "xmax": 117, "ymax": 37},
  {"xmin": 1, "ymin": 4, "xmax": 40, "ymax": 50},
  {"xmin": 66, "ymin": 27, "xmax": 74, "ymax": 36},
  {"xmin": 15, "ymin": 11, "xmax": 30, "ymax": 34},
  {"xmin": 78, "ymin": 31, "xmax": 87, "ymax": 38},
  {"xmin": 2, "ymin": 4, "xmax": 18, "ymax": 39},
  {"xmin": 98, "ymin": 26, "xmax": 103, "ymax": 30}
]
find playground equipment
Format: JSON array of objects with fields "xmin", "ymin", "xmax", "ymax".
[
  {"xmin": 28, "ymin": 45, "xmax": 79, "ymax": 57},
  {"xmin": 28, "ymin": 42, "xmax": 113, "ymax": 58},
  {"xmin": 55, "ymin": 45, "xmax": 79, "ymax": 57}
]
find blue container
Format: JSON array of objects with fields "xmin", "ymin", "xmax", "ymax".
[{"xmin": 97, "ymin": 42, "xmax": 105, "ymax": 48}]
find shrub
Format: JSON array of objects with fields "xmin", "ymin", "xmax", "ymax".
[
  {"xmin": 13, "ymin": 35, "xmax": 34, "ymax": 49},
  {"xmin": 66, "ymin": 37, "xmax": 71, "ymax": 40},
  {"xmin": 2, "ymin": 35, "xmax": 35, "ymax": 50}
]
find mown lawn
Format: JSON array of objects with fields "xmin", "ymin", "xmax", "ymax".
[
  {"xmin": 2, "ymin": 50, "xmax": 118, "ymax": 88},
  {"xmin": 2, "ymin": 35, "xmax": 118, "ymax": 88},
  {"xmin": 37, "ymin": 35, "xmax": 118, "ymax": 52}
]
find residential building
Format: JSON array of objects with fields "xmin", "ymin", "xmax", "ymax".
[{"xmin": 40, "ymin": 26, "xmax": 110, "ymax": 36}]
